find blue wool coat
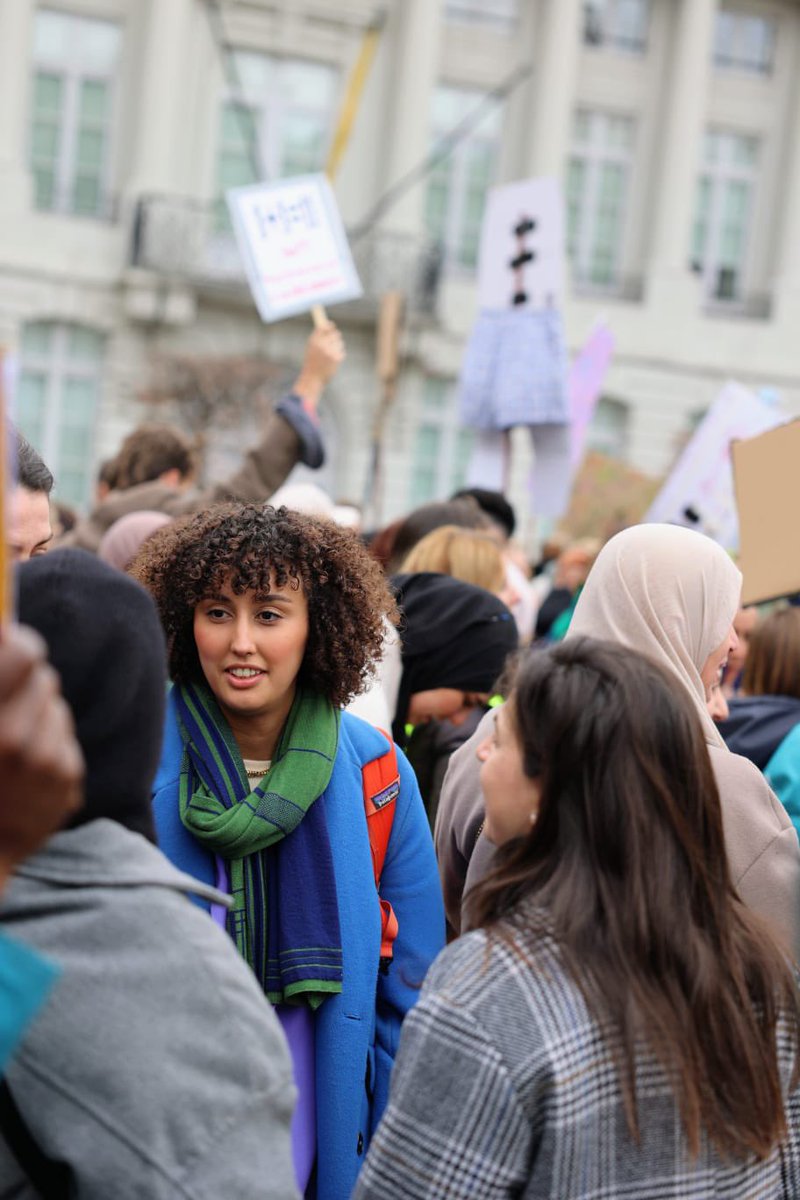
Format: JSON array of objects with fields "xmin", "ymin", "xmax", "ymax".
[{"xmin": 152, "ymin": 694, "xmax": 445, "ymax": 1200}]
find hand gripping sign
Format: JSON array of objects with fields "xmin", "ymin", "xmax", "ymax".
[{"xmin": 226, "ymin": 174, "xmax": 363, "ymax": 324}]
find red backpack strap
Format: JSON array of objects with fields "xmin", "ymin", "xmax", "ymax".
[{"xmin": 362, "ymin": 729, "xmax": 400, "ymax": 970}]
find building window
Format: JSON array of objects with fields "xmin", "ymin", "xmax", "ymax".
[
  {"xmin": 583, "ymin": 0, "xmax": 650, "ymax": 53},
  {"xmin": 29, "ymin": 10, "xmax": 121, "ymax": 218},
  {"xmin": 17, "ymin": 322, "xmax": 105, "ymax": 507},
  {"xmin": 425, "ymin": 87, "xmax": 503, "ymax": 272},
  {"xmin": 408, "ymin": 378, "xmax": 473, "ymax": 507},
  {"xmin": 567, "ymin": 110, "xmax": 634, "ymax": 288},
  {"xmin": 215, "ymin": 52, "xmax": 337, "ymax": 225},
  {"xmin": 445, "ymin": 0, "xmax": 518, "ymax": 30},
  {"xmin": 587, "ymin": 396, "xmax": 630, "ymax": 459},
  {"xmin": 714, "ymin": 10, "xmax": 775, "ymax": 74},
  {"xmin": 691, "ymin": 130, "xmax": 758, "ymax": 302}
]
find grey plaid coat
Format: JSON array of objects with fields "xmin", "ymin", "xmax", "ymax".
[{"xmin": 353, "ymin": 923, "xmax": 800, "ymax": 1199}]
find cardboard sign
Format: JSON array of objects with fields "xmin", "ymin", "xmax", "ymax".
[
  {"xmin": 733, "ymin": 419, "xmax": 800, "ymax": 605},
  {"xmin": 476, "ymin": 177, "xmax": 565, "ymax": 311},
  {"xmin": 560, "ymin": 450, "xmax": 661, "ymax": 541},
  {"xmin": 645, "ymin": 381, "xmax": 784, "ymax": 549},
  {"xmin": 227, "ymin": 174, "xmax": 362, "ymax": 322}
]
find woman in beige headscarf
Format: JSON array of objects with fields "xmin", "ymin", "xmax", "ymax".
[{"xmin": 436, "ymin": 524, "xmax": 800, "ymax": 955}]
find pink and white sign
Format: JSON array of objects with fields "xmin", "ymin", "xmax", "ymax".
[
  {"xmin": 569, "ymin": 323, "xmax": 615, "ymax": 469},
  {"xmin": 645, "ymin": 381, "xmax": 785, "ymax": 549},
  {"xmin": 227, "ymin": 174, "xmax": 362, "ymax": 323}
]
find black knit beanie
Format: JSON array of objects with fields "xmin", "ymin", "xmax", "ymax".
[{"xmin": 17, "ymin": 549, "xmax": 167, "ymax": 841}]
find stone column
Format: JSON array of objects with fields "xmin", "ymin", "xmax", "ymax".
[
  {"xmin": 380, "ymin": 0, "xmax": 444, "ymax": 236},
  {"xmin": 771, "ymin": 65, "xmax": 800, "ymax": 328},
  {"xmin": 125, "ymin": 0, "xmax": 195, "ymax": 197},
  {"xmin": 524, "ymin": 0, "xmax": 583, "ymax": 180},
  {"xmin": 0, "ymin": 0, "xmax": 36, "ymax": 215},
  {"xmin": 646, "ymin": 0, "xmax": 717, "ymax": 304}
]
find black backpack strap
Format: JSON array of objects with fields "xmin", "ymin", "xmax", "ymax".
[{"xmin": 0, "ymin": 1078, "xmax": 72, "ymax": 1197}]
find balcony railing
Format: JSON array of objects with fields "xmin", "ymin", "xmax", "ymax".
[{"xmin": 130, "ymin": 193, "xmax": 442, "ymax": 315}]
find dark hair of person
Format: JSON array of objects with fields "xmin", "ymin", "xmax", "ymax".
[
  {"xmin": 97, "ymin": 456, "xmax": 119, "ymax": 492},
  {"xmin": 131, "ymin": 503, "xmax": 397, "ymax": 707},
  {"xmin": 451, "ymin": 487, "xmax": 516, "ymax": 538},
  {"xmin": 389, "ymin": 500, "xmax": 493, "ymax": 573},
  {"xmin": 112, "ymin": 423, "xmax": 197, "ymax": 490},
  {"xmin": 15, "ymin": 428, "xmax": 54, "ymax": 495},
  {"xmin": 469, "ymin": 637, "xmax": 800, "ymax": 1161},
  {"xmin": 742, "ymin": 608, "xmax": 800, "ymax": 700}
]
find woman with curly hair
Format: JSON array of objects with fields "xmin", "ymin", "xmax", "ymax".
[{"xmin": 132, "ymin": 503, "xmax": 445, "ymax": 1200}]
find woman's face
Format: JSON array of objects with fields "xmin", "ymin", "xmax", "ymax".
[
  {"xmin": 476, "ymin": 703, "xmax": 540, "ymax": 845},
  {"xmin": 700, "ymin": 624, "xmax": 739, "ymax": 699},
  {"xmin": 193, "ymin": 578, "xmax": 309, "ymax": 727},
  {"xmin": 407, "ymin": 688, "xmax": 489, "ymax": 728}
]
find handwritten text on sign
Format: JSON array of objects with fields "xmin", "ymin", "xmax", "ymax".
[{"xmin": 227, "ymin": 175, "xmax": 362, "ymax": 323}]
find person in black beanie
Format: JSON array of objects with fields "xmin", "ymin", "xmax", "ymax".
[
  {"xmin": 391, "ymin": 572, "xmax": 519, "ymax": 828},
  {"xmin": 0, "ymin": 549, "xmax": 299, "ymax": 1198},
  {"xmin": 17, "ymin": 548, "xmax": 165, "ymax": 841}
]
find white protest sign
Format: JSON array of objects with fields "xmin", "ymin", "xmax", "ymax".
[
  {"xmin": 645, "ymin": 381, "xmax": 785, "ymax": 549},
  {"xmin": 476, "ymin": 177, "xmax": 565, "ymax": 311},
  {"xmin": 227, "ymin": 174, "xmax": 362, "ymax": 323}
]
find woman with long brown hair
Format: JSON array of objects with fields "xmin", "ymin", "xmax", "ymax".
[{"xmin": 355, "ymin": 638, "xmax": 800, "ymax": 1198}]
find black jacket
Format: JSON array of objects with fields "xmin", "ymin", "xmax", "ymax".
[{"xmin": 718, "ymin": 694, "xmax": 800, "ymax": 770}]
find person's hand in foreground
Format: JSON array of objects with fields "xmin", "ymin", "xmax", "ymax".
[{"xmin": 0, "ymin": 624, "xmax": 84, "ymax": 889}]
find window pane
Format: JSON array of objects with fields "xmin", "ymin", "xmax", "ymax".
[
  {"xmin": 68, "ymin": 326, "xmax": 105, "ymax": 361},
  {"xmin": 33, "ymin": 11, "xmax": 72, "ymax": 61},
  {"xmin": 230, "ymin": 50, "xmax": 273, "ymax": 103},
  {"xmin": 33, "ymin": 72, "xmax": 62, "ymax": 113},
  {"xmin": 76, "ymin": 128, "xmax": 104, "ymax": 170},
  {"xmin": 72, "ymin": 174, "xmax": 100, "ymax": 215},
  {"xmin": 31, "ymin": 120, "xmax": 59, "ymax": 160},
  {"xmin": 80, "ymin": 80, "xmax": 108, "ymax": 123},
  {"xmin": 281, "ymin": 61, "xmax": 335, "ymax": 109},
  {"xmin": 79, "ymin": 20, "xmax": 120, "ymax": 74},
  {"xmin": 281, "ymin": 112, "xmax": 326, "ymax": 176},
  {"xmin": 22, "ymin": 323, "xmax": 53, "ymax": 357},
  {"xmin": 16, "ymin": 372, "xmax": 48, "ymax": 449}
]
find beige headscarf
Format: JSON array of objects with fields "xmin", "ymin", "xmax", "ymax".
[{"xmin": 566, "ymin": 524, "xmax": 742, "ymax": 748}]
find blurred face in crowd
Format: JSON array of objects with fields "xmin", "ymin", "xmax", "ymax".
[
  {"xmin": 728, "ymin": 606, "xmax": 759, "ymax": 677},
  {"xmin": 700, "ymin": 625, "xmax": 739, "ymax": 700},
  {"xmin": 9, "ymin": 485, "xmax": 53, "ymax": 562},
  {"xmin": 407, "ymin": 688, "xmax": 490, "ymax": 728},
  {"xmin": 477, "ymin": 702, "xmax": 540, "ymax": 845},
  {"xmin": 193, "ymin": 577, "xmax": 309, "ymax": 736}
]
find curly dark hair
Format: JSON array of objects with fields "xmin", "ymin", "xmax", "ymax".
[{"xmin": 131, "ymin": 503, "xmax": 397, "ymax": 707}]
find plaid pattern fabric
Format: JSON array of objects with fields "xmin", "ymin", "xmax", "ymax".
[
  {"xmin": 354, "ymin": 923, "xmax": 800, "ymax": 1199},
  {"xmin": 458, "ymin": 307, "xmax": 570, "ymax": 432}
]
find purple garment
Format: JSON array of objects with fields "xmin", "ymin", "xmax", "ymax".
[{"xmin": 212, "ymin": 855, "xmax": 316, "ymax": 1193}]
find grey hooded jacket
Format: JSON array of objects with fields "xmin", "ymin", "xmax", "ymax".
[{"xmin": 0, "ymin": 820, "xmax": 299, "ymax": 1199}]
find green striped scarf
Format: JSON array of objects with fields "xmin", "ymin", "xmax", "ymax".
[{"xmin": 176, "ymin": 681, "xmax": 343, "ymax": 1006}]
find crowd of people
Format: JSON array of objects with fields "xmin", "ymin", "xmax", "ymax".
[{"xmin": 2, "ymin": 320, "xmax": 800, "ymax": 1198}]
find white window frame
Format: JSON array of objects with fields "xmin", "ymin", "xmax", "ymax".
[
  {"xmin": 17, "ymin": 322, "xmax": 105, "ymax": 507},
  {"xmin": 691, "ymin": 130, "xmax": 759, "ymax": 305},
  {"xmin": 29, "ymin": 10, "xmax": 120, "ymax": 219},
  {"xmin": 568, "ymin": 110, "xmax": 635, "ymax": 291},
  {"xmin": 408, "ymin": 378, "xmax": 473, "ymax": 508}
]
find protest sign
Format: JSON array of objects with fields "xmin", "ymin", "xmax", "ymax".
[
  {"xmin": 476, "ymin": 177, "xmax": 565, "ymax": 311},
  {"xmin": 568, "ymin": 323, "xmax": 615, "ymax": 469},
  {"xmin": 560, "ymin": 450, "xmax": 660, "ymax": 541},
  {"xmin": 645, "ymin": 381, "xmax": 784, "ymax": 549},
  {"xmin": 733, "ymin": 418, "xmax": 800, "ymax": 605},
  {"xmin": 227, "ymin": 174, "xmax": 362, "ymax": 323}
]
